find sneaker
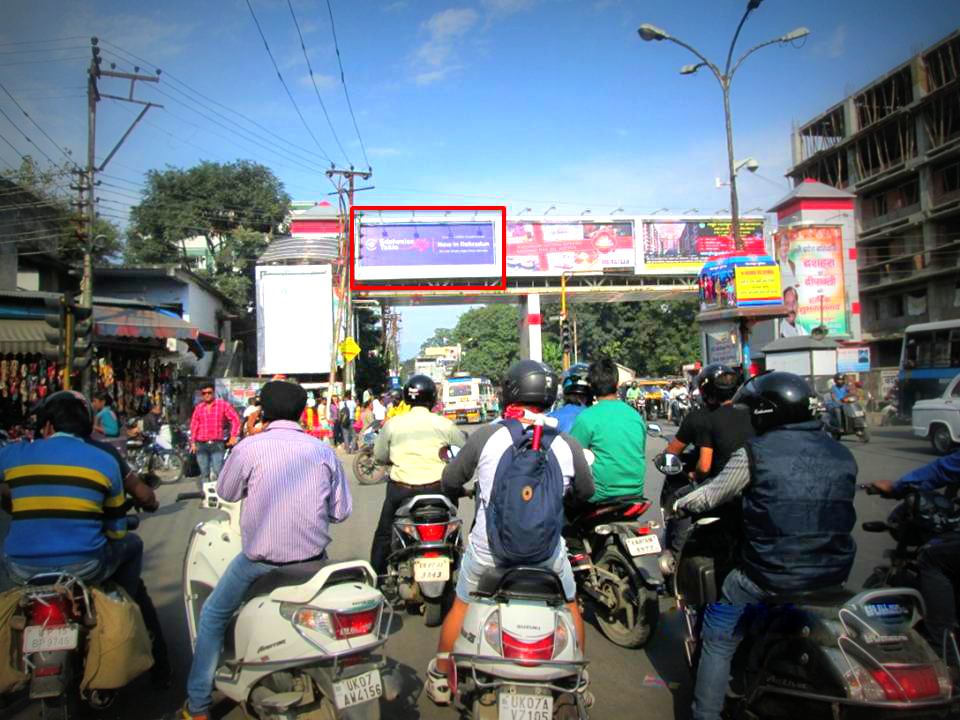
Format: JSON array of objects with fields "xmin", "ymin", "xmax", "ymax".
[
  {"xmin": 168, "ymin": 704, "xmax": 210, "ymax": 720},
  {"xmin": 424, "ymin": 657, "xmax": 451, "ymax": 705}
]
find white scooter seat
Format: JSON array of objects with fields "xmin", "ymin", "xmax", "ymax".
[
  {"xmin": 474, "ymin": 566, "xmax": 566, "ymax": 606},
  {"xmin": 243, "ymin": 558, "xmax": 329, "ymax": 603}
]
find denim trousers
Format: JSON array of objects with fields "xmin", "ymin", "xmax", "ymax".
[
  {"xmin": 5, "ymin": 534, "xmax": 143, "ymax": 599},
  {"xmin": 196, "ymin": 441, "xmax": 225, "ymax": 482},
  {"xmin": 691, "ymin": 568, "xmax": 769, "ymax": 720},
  {"xmin": 187, "ymin": 553, "xmax": 276, "ymax": 713}
]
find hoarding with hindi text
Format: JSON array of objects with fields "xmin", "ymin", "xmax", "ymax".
[{"xmin": 774, "ymin": 225, "xmax": 848, "ymax": 336}]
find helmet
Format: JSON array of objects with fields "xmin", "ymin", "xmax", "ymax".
[
  {"xmin": 561, "ymin": 363, "xmax": 592, "ymax": 400},
  {"xmin": 697, "ymin": 363, "xmax": 739, "ymax": 405},
  {"xmin": 388, "ymin": 388, "xmax": 403, "ymax": 405},
  {"xmin": 502, "ymin": 360, "xmax": 558, "ymax": 410},
  {"xmin": 403, "ymin": 375, "xmax": 436, "ymax": 408},
  {"xmin": 733, "ymin": 371, "xmax": 817, "ymax": 435},
  {"xmin": 34, "ymin": 390, "xmax": 94, "ymax": 437},
  {"xmin": 833, "ymin": 373, "xmax": 845, "ymax": 385}
]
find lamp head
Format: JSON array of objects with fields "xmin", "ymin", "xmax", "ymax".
[
  {"xmin": 680, "ymin": 63, "xmax": 701, "ymax": 75},
  {"xmin": 637, "ymin": 24, "xmax": 669, "ymax": 42},
  {"xmin": 747, "ymin": 0, "xmax": 763, "ymax": 10},
  {"xmin": 781, "ymin": 27, "xmax": 810, "ymax": 42}
]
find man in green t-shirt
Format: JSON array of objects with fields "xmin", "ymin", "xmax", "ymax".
[
  {"xmin": 570, "ymin": 358, "xmax": 647, "ymax": 502},
  {"xmin": 625, "ymin": 382, "xmax": 641, "ymax": 410}
]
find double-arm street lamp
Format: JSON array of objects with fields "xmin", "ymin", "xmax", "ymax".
[{"xmin": 638, "ymin": 1, "xmax": 808, "ymax": 248}]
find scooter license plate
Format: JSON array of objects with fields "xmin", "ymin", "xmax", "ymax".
[
  {"xmin": 332, "ymin": 668, "xmax": 382, "ymax": 710},
  {"xmin": 625, "ymin": 534, "xmax": 662, "ymax": 557},
  {"xmin": 498, "ymin": 688, "xmax": 553, "ymax": 720},
  {"xmin": 414, "ymin": 556, "xmax": 450, "ymax": 582},
  {"xmin": 23, "ymin": 625, "xmax": 78, "ymax": 654}
]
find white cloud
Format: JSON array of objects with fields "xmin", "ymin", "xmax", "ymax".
[
  {"xmin": 298, "ymin": 72, "xmax": 337, "ymax": 91},
  {"xmin": 384, "ymin": 1, "xmax": 408, "ymax": 11},
  {"xmin": 818, "ymin": 25, "xmax": 846, "ymax": 59},
  {"xmin": 480, "ymin": 0, "xmax": 537, "ymax": 14},
  {"xmin": 424, "ymin": 7, "xmax": 480, "ymax": 39},
  {"xmin": 409, "ymin": 7, "xmax": 478, "ymax": 85}
]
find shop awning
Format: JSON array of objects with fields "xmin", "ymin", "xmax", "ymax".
[
  {"xmin": 94, "ymin": 306, "xmax": 200, "ymax": 340},
  {"xmin": 0, "ymin": 319, "xmax": 47, "ymax": 354}
]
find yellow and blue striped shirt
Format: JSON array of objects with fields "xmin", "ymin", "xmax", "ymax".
[{"xmin": 0, "ymin": 433, "xmax": 126, "ymax": 566}]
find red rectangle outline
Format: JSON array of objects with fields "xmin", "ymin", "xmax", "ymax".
[{"xmin": 350, "ymin": 206, "xmax": 507, "ymax": 292}]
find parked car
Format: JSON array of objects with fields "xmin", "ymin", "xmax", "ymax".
[{"xmin": 912, "ymin": 372, "xmax": 960, "ymax": 454}]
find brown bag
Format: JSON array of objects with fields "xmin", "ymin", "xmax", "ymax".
[
  {"xmin": 0, "ymin": 587, "xmax": 28, "ymax": 696},
  {"xmin": 80, "ymin": 587, "xmax": 153, "ymax": 691}
]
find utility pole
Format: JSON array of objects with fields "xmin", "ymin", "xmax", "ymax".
[
  {"xmin": 81, "ymin": 36, "xmax": 161, "ymax": 393},
  {"xmin": 326, "ymin": 167, "xmax": 372, "ymax": 395}
]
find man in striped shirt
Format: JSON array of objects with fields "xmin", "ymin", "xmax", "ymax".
[
  {"xmin": 180, "ymin": 380, "xmax": 352, "ymax": 720},
  {"xmin": 189, "ymin": 381, "xmax": 241, "ymax": 483},
  {"xmin": 0, "ymin": 391, "xmax": 142, "ymax": 598}
]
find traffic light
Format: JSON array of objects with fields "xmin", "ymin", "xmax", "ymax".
[
  {"xmin": 43, "ymin": 295, "xmax": 67, "ymax": 364},
  {"xmin": 41, "ymin": 293, "xmax": 94, "ymax": 389},
  {"xmin": 560, "ymin": 318, "xmax": 572, "ymax": 371},
  {"xmin": 71, "ymin": 302, "xmax": 93, "ymax": 372}
]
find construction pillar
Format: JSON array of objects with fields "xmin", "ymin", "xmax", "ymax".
[{"xmin": 519, "ymin": 294, "xmax": 543, "ymax": 363}]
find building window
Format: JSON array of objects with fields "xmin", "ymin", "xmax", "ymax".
[
  {"xmin": 872, "ymin": 194, "xmax": 888, "ymax": 217},
  {"xmin": 886, "ymin": 295, "xmax": 904, "ymax": 318}
]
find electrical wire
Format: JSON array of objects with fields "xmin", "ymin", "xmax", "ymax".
[
  {"xmin": 0, "ymin": 78, "xmax": 77, "ymax": 167},
  {"xmin": 0, "ymin": 104, "xmax": 61, "ymax": 168},
  {"xmin": 325, "ymin": 0, "xmax": 369, "ymax": 169},
  {"xmin": 243, "ymin": 0, "xmax": 332, "ymax": 164},
  {"xmin": 287, "ymin": 0, "xmax": 350, "ymax": 165}
]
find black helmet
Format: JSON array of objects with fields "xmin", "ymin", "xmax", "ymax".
[
  {"xmin": 833, "ymin": 373, "xmax": 845, "ymax": 385},
  {"xmin": 403, "ymin": 375, "xmax": 436, "ymax": 408},
  {"xmin": 561, "ymin": 363, "xmax": 592, "ymax": 400},
  {"xmin": 733, "ymin": 371, "xmax": 817, "ymax": 434},
  {"xmin": 502, "ymin": 360, "xmax": 558, "ymax": 410},
  {"xmin": 697, "ymin": 363, "xmax": 739, "ymax": 405},
  {"xmin": 34, "ymin": 390, "xmax": 94, "ymax": 437}
]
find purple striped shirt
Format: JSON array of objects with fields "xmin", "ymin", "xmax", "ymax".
[{"xmin": 217, "ymin": 420, "xmax": 352, "ymax": 563}]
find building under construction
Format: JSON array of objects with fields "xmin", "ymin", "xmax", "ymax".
[{"xmin": 788, "ymin": 30, "xmax": 960, "ymax": 365}]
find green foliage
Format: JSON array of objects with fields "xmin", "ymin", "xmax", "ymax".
[
  {"xmin": 125, "ymin": 160, "xmax": 290, "ymax": 309},
  {"xmin": 450, "ymin": 305, "xmax": 521, "ymax": 383},
  {"xmin": 355, "ymin": 308, "xmax": 388, "ymax": 394},
  {"xmin": 420, "ymin": 328, "xmax": 455, "ymax": 353}
]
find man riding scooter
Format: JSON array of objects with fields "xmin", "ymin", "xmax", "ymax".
[{"xmin": 671, "ymin": 371, "xmax": 858, "ymax": 720}]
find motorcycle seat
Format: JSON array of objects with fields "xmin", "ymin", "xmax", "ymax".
[
  {"xmin": 243, "ymin": 557, "xmax": 329, "ymax": 602},
  {"xmin": 568, "ymin": 496, "xmax": 650, "ymax": 525},
  {"xmin": 474, "ymin": 566, "xmax": 566, "ymax": 606},
  {"xmin": 763, "ymin": 586, "xmax": 852, "ymax": 607}
]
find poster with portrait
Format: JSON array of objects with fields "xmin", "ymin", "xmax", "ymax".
[{"xmin": 774, "ymin": 225, "xmax": 847, "ymax": 337}]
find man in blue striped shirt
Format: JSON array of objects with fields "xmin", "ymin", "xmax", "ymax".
[{"xmin": 0, "ymin": 391, "xmax": 142, "ymax": 598}]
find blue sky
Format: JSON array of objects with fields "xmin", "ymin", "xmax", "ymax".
[{"xmin": 2, "ymin": 0, "xmax": 958, "ymax": 358}]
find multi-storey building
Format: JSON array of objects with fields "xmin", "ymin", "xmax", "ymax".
[{"xmin": 787, "ymin": 30, "xmax": 960, "ymax": 366}]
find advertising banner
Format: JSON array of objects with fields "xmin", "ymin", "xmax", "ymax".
[
  {"xmin": 703, "ymin": 323, "xmax": 742, "ymax": 366},
  {"xmin": 837, "ymin": 346, "xmax": 871, "ymax": 373},
  {"xmin": 699, "ymin": 255, "xmax": 781, "ymax": 311},
  {"xmin": 774, "ymin": 225, "xmax": 847, "ymax": 337},
  {"xmin": 641, "ymin": 218, "xmax": 765, "ymax": 273},
  {"xmin": 358, "ymin": 222, "xmax": 495, "ymax": 267},
  {"xmin": 424, "ymin": 345, "xmax": 461, "ymax": 362},
  {"xmin": 505, "ymin": 221, "xmax": 634, "ymax": 275}
]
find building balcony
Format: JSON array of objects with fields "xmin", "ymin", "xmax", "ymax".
[{"xmin": 860, "ymin": 201, "xmax": 922, "ymax": 233}]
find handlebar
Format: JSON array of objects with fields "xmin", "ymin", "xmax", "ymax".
[{"xmin": 176, "ymin": 491, "xmax": 203, "ymax": 502}]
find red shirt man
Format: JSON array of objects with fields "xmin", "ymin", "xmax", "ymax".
[{"xmin": 190, "ymin": 385, "xmax": 241, "ymax": 448}]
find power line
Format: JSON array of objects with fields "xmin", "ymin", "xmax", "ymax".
[
  {"xmin": 287, "ymin": 0, "xmax": 350, "ymax": 165},
  {"xmin": 325, "ymin": 0, "xmax": 369, "ymax": 169},
  {"xmin": 0, "ymin": 37, "xmax": 87, "ymax": 48},
  {"xmin": 0, "ymin": 78, "xmax": 77, "ymax": 166},
  {"xmin": 0, "ymin": 104, "xmax": 61, "ymax": 168},
  {"xmin": 243, "ymin": 0, "xmax": 333, "ymax": 164}
]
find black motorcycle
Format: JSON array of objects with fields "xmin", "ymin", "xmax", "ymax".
[
  {"xmin": 862, "ymin": 485, "xmax": 960, "ymax": 662},
  {"xmin": 654, "ymin": 453, "xmax": 957, "ymax": 719}
]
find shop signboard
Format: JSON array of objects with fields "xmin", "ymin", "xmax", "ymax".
[
  {"xmin": 256, "ymin": 265, "xmax": 334, "ymax": 375},
  {"xmin": 355, "ymin": 221, "xmax": 499, "ymax": 280},
  {"xmin": 837, "ymin": 345, "xmax": 871, "ymax": 373},
  {"xmin": 641, "ymin": 218, "xmax": 765, "ymax": 274},
  {"xmin": 423, "ymin": 345, "xmax": 461, "ymax": 362},
  {"xmin": 704, "ymin": 323, "xmax": 742, "ymax": 366},
  {"xmin": 699, "ymin": 255, "xmax": 782, "ymax": 311},
  {"xmin": 774, "ymin": 225, "xmax": 848, "ymax": 337},
  {"xmin": 505, "ymin": 220, "xmax": 634, "ymax": 275}
]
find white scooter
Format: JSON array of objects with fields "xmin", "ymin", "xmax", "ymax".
[
  {"xmin": 177, "ymin": 482, "xmax": 400, "ymax": 719},
  {"xmin": 442, "ymin": 416, "xmax": 592, "ymax": 720}
]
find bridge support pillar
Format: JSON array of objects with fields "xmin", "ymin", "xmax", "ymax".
[{"xmin": 519, "ymin": 293, "xmax": 542, "ymax": 363}]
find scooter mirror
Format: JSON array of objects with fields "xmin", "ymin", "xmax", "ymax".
[
  {"xmin": 861, "ymin": 521, "xmax": 888, "ymax": 533},
  {"xmin": 439, "ymin": 445, "xmax": 461, "ymax": 462},
  {"xmin": 647, "ymin": 423, "xmax": 662, "ymax": 436},
  {"xmin": 582, "ymin": 448, "xmax": 595, "ymax": 466}
]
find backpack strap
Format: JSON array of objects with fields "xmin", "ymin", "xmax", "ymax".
[{"xmin": 501, "ymin": 418, "xmax": 528, "ymax": 447}]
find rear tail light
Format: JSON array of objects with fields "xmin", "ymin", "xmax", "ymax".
[
  {"xmin": 502, "ymin": 631, "xmax": 554, "ymax": 666},
  {"xmin": 29, "ymin": 596, "xmax": 69, "ymax": 627},
  {"xmin": 33, "ymin": 665, "xmax": 61, "ymax": 677},
  {"xmin": 624, "ymin": 501, "xmax": 651, "ymax": 517},
  {"xmin": 416, "ymin": 524, "xmax": 446, "ymax": 542},
  {"xmin": 332, "ymin": 608, "xmax": 379, "ymax": 640},
  {"xmin": 483, "ymin": 611, "xmax": 502, "ymax": 653},
  {"xmin": 869, "ymin": 665, "xmax": 942, "ymax": 701}
]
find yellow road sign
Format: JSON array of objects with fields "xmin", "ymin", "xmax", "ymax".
[{"xmin": 340, "ymin": 337, "xmax": 361, "ymax": 362}]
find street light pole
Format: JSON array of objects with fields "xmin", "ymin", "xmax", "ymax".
[{"xmin": 638, "ymin": 4, "xmax": 808, "ymax": 249}]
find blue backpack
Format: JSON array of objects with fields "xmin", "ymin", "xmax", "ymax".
[{"xmin": 485, "ymin": 419, "xmax": 565, "ymax": 566}]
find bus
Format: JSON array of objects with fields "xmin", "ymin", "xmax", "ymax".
[
  {"xmin": 442, "ymin": 375, "xmax": 498, "ymax": 424},
  {"xmin": 898, "ymin": 320, "xmax": 960, "ymax": 415}
]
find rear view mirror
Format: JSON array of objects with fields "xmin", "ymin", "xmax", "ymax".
[
  {"xmin": 861, "ymin": 521, "xmax": 888, "ymax": 533},
  {"xmin": 654, "ymin": 452, "xmax": 684, "ymax": 476},
  {"xmin": 647, "ymin": 423, "xmax": 662, "ymax": 436},
  {"xmin": 439, "ymin": 445, "xmax": 461, "ymax": 462}
]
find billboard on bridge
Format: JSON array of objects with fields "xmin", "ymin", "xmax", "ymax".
[
  {"xmin": 505, "ymin": 220, "xmax": 635, "ymax": 275},
  {"xmin": 638, "ymin": 217, "xmax": 766, "ymax": 274}
]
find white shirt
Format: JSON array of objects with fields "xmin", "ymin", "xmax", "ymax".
[
  {"xmin": 372, "ymin": 398, "xmax": 386, "ymax": 422},
  {"xmin": 780, "ymin": 319, "xmax": 807, "ymax": 337}
]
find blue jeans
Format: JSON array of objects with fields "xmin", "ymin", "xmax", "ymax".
[
  {"xmin": 186, "ymin": 553, "xmax": 276, "ymax": 713},
  {"xmin": 5, "ymin": 534, "xmax": 143, "ymax": 599},
  {"xmin": 195, "ymin": 441, "xmax": 225, "ymax": 482},
  {"xmin": 691, "ymin": 568, "xmax": 769, "ymax": 720}
]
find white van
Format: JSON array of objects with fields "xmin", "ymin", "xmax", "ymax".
[{"xmin": 442, "ymin": 376, "xmax": 498, "ymax": 423}]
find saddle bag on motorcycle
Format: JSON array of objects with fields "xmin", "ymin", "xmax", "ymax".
[
  {"xmin": 80, "ymin": 586, "xmax": 153, "ymax": 691},
  {"xmin": 486, "ymin": 419, "xmax": 565, "ymax": 566},
  {"xmin": 0, "ymin": 588, "xmax": 28, "ymax": 695}
]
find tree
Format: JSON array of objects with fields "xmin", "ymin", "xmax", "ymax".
[
  {"xmin": 355, "ymin": 307, "xmax": 388, "ymax": 395},
  {"xmin": 420, "ymin": 328, "xmax": 455, "ymax": 353},
  {"xmin": 126, "ymin": 160, "xmax": 291, "ymax": 308},
  {"xmin": 453, "ymin": 305, "xmax": 522, "ymax": 382}
]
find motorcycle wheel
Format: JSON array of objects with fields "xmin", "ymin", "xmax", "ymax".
[
  {"xmin": 160, "ymin": 453, "xmax": 184, "ymax": 483},
  {"xmin": 593, "ymin": 545, "xmax": 657, "ymax": 648},
  {"xmin": 353, "ymin": 448, "xmax": 379, "ymax": 485},
  {"xmin": 40, "ymin": 692, "xmax": 79, "ymax": 720},
  {"xmin": 423, "ymin": 597, "xmax": 443, "ymax": 627}
]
